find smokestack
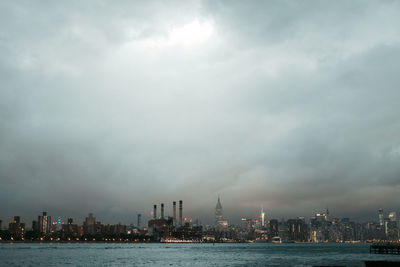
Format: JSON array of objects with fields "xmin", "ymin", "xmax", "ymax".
[
  {"xmin": 173, "ymin": 201, "xmax": 177, "ymax": 226},
  {"xmin": 161, "ymin": 203, "xmax": 164, "ymax": 219},
  {"xmin": 179, "ymin": 200, "xmax": 183, "ymax": 226},
  {"xmin": 153, "ymin": 205, "xmax": 157, "ymax": 219},
  {"xmin": 137, "ymin": 214, "xmax": 141, "ymax": 228}
]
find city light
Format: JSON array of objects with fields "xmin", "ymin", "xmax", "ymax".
[{"xmin": 0, "ymin": 206, "xmax": 398, "ymax": 243}]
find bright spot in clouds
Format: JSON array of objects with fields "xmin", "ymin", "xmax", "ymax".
[
  {"xmin": 135, "ymin": 19, "xmax": 214, "ymax": 49},
  {"xmin": 168, "ymin": 19, "xmax": 214, "ymax": 46}
]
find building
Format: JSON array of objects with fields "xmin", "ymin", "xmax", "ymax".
[
  {"xmin": 260, "ymin": 207, "xmax": 266, "ymax": 228},
  {"xmin": 54, "ymin": 217, "xmax": 63, "ymax": 232},
  {"xmin": 148, "ymin": 203, "xmax": 175, "ymax": 239},
  {"xmin": 8, "ymin": 216, "xmax": 25, "ymax": 239},
  {"xmin": 269, "ymin": 219, "xmax": 279, "ymax": 239},
  {"xmin": 38, "ymin": 212, "xmax": 51, "ymax": 234},
  {"xmin": 174, "ymin": 222, "xmax": 203, "ymax": 241},
  {"xmin": 287, "ymin": 218, "xmax": 308, "ymax": 242},
  {"xmin": 378, "ymin": 208, "xmax": 384, "ymax": 226},
  {"xmin": 310, "ymin": 211, "xmax": 330, "ymax": 242},
  {"xmin": 216, "ymin": 197, "xmax": 223, "ymax": 222},
  {"xmin": 385, "ymin": 216, "xmax": 398, "ymax": 241},
  {"xmin": 83, "ymin": 213, "xmax": 97, "ymax": 235},
  {"xmin": 61, "ymin": 218, "xmax": 79, "ymax": 237},
  {"xmin": 215, "ymin": 196, "xmax": 228, "ymax": 228},
  {"xmin": 389, "ymin": 212, "xmax": 397, "ymax": 222}
]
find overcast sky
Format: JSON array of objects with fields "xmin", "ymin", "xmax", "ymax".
[{"xmin": 1, "ymin": 0, "xmax": 400, "ymax": 226}]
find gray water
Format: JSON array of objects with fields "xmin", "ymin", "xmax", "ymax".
[{"xmin": 0, "ymin": 242, "xmax": 399, "ymax": 266}]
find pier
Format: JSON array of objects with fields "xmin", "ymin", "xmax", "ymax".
[{"xmin": 370, "ymin": 243, "xmax": 400, "ymax": 255}]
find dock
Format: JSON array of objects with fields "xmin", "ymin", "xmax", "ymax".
[{"xmin": 370, "ymin": 243, "xmax": 400, "ymax": 255}]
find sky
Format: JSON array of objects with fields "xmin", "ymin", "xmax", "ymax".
[{"xmin": 1, "ymin": 0, "xmax": 400, "ymax": 226}]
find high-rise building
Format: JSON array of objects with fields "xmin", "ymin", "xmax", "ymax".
[
  {"xmin": 215, "ymin": 196, "xmax": 223, "ymax": 223},
  {"xmin": 8, "ymin": 216, "xmax": 25, "ymax": 239},
  {"xmin": 287, "ymin": 218, "xmax": 308, "ymax": 242},
  {"xmin": 378, "ymin": 208, "xmax": 384, "ymax": 226},
  {"xmin": 325, "ymin": 208, "xmax": 330, "ymax": 222},
  {"xmin": 389, "ymin": 212, "xmax": 397, "ymax": 222},
  {"xmin": 83, "ymin": 213, "xmax": 97, "ymax": 235},
  {"xmin": 55, "ymin": 217, "xmax": 62, "ymax": 231},
  {"xmin": 61, "ymin": 218, "xmax": 78, "ymax": 237},
  {"xmin": 269, "ymin": 219, "xmax": 279, "ymax": 238},
  {"xmin": 260, "ymin": 207, "xmax": 266, "ymax": 228},
  {"xmin": 38, "ymin": 212, "xmax": 51, "ymax": 234},
  {"xmin": 215, "ymin": 196, "xmax": 228, "ymax": 228}
]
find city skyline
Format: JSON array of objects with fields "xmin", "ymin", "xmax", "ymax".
[
  {"xmin": 1, "ymin": 198, "xmax": 398, "ymax": 244},
  {"xmin": 1, "ymin": 1, "xmax": 400, "ymax": 225},
  {"xmin": 0, "ymin": 198, "xmax": 397, "ymax": 227}
]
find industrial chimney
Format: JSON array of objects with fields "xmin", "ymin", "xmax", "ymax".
[
  {"xmin": 173, "ymin": 201, "xmax": 177, "ymax": 226},
  {"xmin": 153, "ymin": 204, "xmax": 157, "ymax": 219},
  {"xmin": 179, "ymin": 200, "xmax": 183, "ymax": 226},
  {"xmin": 137, "ymin": 214, "xmax": 141, "ymax": 228},
  {"xmin": 161, "ymin": 203, "xmax": 164, "ymax": 219}
]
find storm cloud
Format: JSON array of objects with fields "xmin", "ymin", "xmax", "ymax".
[{"xmin": 1, "ymin": 0, "xmax": 400, "ymax": 225}]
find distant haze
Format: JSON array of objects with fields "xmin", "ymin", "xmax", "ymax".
[{"xmin": 1, "ymin": 0, "xmax": 400, "ymax": 225}]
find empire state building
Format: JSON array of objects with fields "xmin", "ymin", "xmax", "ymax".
[{"xmin": 215, "ymin": 196, "xmax": 228, "ymax": 228}]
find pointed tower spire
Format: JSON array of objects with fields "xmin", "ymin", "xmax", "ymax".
[{"xmin": 215, "ymin": 196, "xmax": 223, "ymax": 224}]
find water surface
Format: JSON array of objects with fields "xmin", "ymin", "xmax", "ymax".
[{"xmin": 0, "ymin": 242, "xmax": 399, "ymax": 266}]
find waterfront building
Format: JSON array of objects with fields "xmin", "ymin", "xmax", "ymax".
[
  {"xmin": 278, "ymin": 220, "xmax": 288, "ymax": 242},
  {"xmin": 148, "ymin": 203, "xmax": 175, "ymax": 239},
  {"xmin": 61, "ymin": 218, "xmax": 79, "ymax": 237},
  {"xmin": 8, "ymin": 216, "xmax": 25, "ymax": 239},
  {"xmin": 310, "ymin": 211, "xmax": 330, "ymax": 242},
  {"xmin": 287, "ymin": 218, "xmax": 308, "ymax": 242},
  {"xmin": 54, "ymin": 217, "xmax": 63, "ymax": 232},
  {"xmin": 38, "ymin": 212, "xmax": 51, "ymax": 234},
  {"xmin": 173, "ymin": 222, "xmax": 203, "ymax": 241},
  {"xmin": 83, "ymin": 213, "xmax": 97, "ymax": 235},
  {"xmin": 269, "ymin": 219, "xmax": 279, "ymax": 239}
]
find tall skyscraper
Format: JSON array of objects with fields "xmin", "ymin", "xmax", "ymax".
[
  {"xmin": 260, "ymin": 207, "xmax": 266, "ymax": 228},
  {"xmin": 389, "ymin": 211, "xmax": 397, "ymax": 222},
  {"xmin": 378, "ymin": 208, "xmax": 384, "ymax": 226},
  {"xmin": 325, "ymin": 208, "xmax": 330, "ymax": 222},
  {"xmin": 215, "ymin": 196, "xmax": 223, "ymax": 223},
  {"xmin": 83, "ymin": 213, "xmax": 96, "ymax": 235},
  {"xmin": 38, "ymin": 212, "xmax": 51, "ymax": 234},
  {"xmin": 215, "ymin": 196, "xmax": 228, "ymax": 228}
]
